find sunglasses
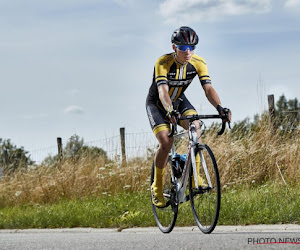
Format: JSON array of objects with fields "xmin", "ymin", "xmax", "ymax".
[{"xmin": 175, "ymin": 44, "xmax": 196, "ymax": 52}]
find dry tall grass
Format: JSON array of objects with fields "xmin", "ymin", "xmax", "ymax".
[
  {"xmin": 0, "ymin": 118, "xmax": 299, "ymax": 207},
  {"xmin": 0, "ymin": 157, "xmax": 151, "ymax": 207},
  {"xmin": 209, "ymin": 119, "xmax": 300, "ymax": 187}
]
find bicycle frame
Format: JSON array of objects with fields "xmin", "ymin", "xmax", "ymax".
[
  {"xmin": 169, "ymin": 123, "xmax": 202, "ymax": 204},
  {"xmin": 168, "ymin": 114, "xmax": 228, "ymax": 204}
]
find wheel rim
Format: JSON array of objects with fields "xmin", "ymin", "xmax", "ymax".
[
  {"xmin": 190, "ymin": 145, "xmax": 221, "ymax": 233},
  {"xmin": 151, "ymin": 162, "xmax": 178, "ymax": 233}
]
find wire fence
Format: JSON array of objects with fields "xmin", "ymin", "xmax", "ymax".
[{"xmin": 29, "ymin": 131, "xmax": 159, "ymax": 165}]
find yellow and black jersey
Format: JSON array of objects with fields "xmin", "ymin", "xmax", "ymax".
[{"xmin": 146, "ymin": 52, "xmax": 211, "ymax": 104}]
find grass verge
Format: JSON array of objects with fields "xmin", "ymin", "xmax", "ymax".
[{"xmin": 0, "ymin": 183, "xmax": 299, "ymax": 229}]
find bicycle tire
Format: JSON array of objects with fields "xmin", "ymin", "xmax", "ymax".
[
  {"xmin": 189, "ymin": 144, "xmax": 221, "ymax": 234},
  {"xmin": 151, "ymin": 161, "xmax": 178, "ymax": 233}
]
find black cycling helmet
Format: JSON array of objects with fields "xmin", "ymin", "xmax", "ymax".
[{"xmin": 171, "ymin": 26, "xmax": 198, "ymax": 45}]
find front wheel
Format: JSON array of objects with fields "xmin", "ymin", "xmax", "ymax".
[
  {"xmin": 151, "ymin": 161, "xmax": 178, "ymax": 233},
  {"xmin": 189, "ymin": 144, "xmax": 221, "ymax": 234}
]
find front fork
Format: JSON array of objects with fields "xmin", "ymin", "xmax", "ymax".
[
  {"xmin": 189, "ymin": 144, "xmax": 213, "ymax": 193},
  {"xmin": 195, "ymin": 144, "xmax": 213, "ymax": 189},
  {"xmin": 191, "ymin": 146, "xmax": 199, "ymax": 189}
]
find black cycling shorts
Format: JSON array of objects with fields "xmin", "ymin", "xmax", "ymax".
[{"xmin": 146, "ymin": 94, "xmax": 197, "ymax": 136}]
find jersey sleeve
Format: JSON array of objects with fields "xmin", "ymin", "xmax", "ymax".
[
  {"xmin": 191, "ymin": 55, "xmax": 211, "ymax": 86},
  {"xmin": 154, "ymin": 54, "xmax": 173, "ymax": 87}
]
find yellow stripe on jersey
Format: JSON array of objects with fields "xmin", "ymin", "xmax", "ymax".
[
  {"xmin": 169, "ymin": 87, "xmax": 175, "ymax": 96},
  {"xmin": 170, "ymin": 64, "xmax": 185, "ymax": 101},
  {"xmin": 175, "ymin": 65, "xmax": 180, "ymax": 80},
  {"xmin": 156, "ymin": 76, "xmax": 168, "ymax": 81},
  {"xmin": 174, "ymin": 87, "xmax": 183, "ymax": 100},
  {"xmin": 199, "ymin": 75, "xmax": 210, "ymax": 80},
  {"xmin": 153, "ymin": 124, "xmax": 170, "ymax": 136}
]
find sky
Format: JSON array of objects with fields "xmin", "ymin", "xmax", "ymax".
[{"xmin": 1, "ymin": 0, "xmax": 300, "ymax": 153}]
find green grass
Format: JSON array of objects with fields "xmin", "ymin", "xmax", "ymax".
[
  {"xmin": 220, "ymin": 183, "xmax": 300, "ymax": 225},
  {"xmin": 0, "ymin": 183, "xmax": 299, "ymax": 229}
]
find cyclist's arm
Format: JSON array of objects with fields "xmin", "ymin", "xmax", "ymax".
[
  {"xmin": 202, "ymin": 84, "xmax": 221, "ymax": 108},
  {"xmin": 158, "ymin": 84, "xmax": 172, "ymax": 111},
  {"xmin": 154, "ymin": 54, "xmax": 173, "ymax": 112},
  {"xmin": 158, "ymin": 84, "xmax": 177, "ymax": 124},
  {"xmin": 203, "ymin": 84, "xmax": 231, "ymax": 122}
]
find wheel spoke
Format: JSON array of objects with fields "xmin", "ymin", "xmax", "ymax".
[
  {"xmin": 189, "ymin": 144, "xmax": 221, "ymax": 234},
  {"xmin": 151, "ymin": 162, "xmax": 178, "ymax": 233}
]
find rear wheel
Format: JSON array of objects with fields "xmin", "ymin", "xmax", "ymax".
[
  {"xmin": 189, "ymin": 144, "xmax": 221, "ymax": 234},
  {"xmin": 151, "ymin": 161, "xmax": 178, "ymax": 233}
]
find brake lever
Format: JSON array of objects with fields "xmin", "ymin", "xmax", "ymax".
[
  {"xmin": 168, "ymin": 122, "xmax": 177, "ymax": 138},
  {"xmin": 218, "ymin": 112, "xmax": 231, "ymax": 135},
  {"xmin": 167, "ymin": 111, "xmax": 179, "ymax": 138},
  {"xmin": 224, "ymin": 109, "xmax": 231, "ymax": 129}
]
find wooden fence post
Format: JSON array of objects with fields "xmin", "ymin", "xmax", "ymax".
[
  {"xmin": 268, "ymin": 94, "xmax": 276, "ymax": 129},
  {"xmin": 120, "ymin": 127, "xmax": 127, "ymax": 166},
  {"xmin": 57, "ymin": 137, "xmax": 63, "ymax": 164}
]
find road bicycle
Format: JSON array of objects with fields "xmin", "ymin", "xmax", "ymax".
[{"xmin": 150, "ymin": 112, "xmax": 230, "ymax": 234}]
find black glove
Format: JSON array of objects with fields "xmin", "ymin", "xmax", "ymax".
[
  {"xmin": 166, "ymin": 107, "xmax": 179, "ymax": 122},
  {"xmin": 216, "ymin": 104, "xmax": 231, "ymax": 122}
]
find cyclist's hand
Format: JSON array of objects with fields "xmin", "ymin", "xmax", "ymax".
[
  {"xmin": 166, "ymin": 107, "xmax": 180, "ymax": 125},
  {"xmin": 216, "ymin": 104, "xmax": 231, "ymax": 123}
]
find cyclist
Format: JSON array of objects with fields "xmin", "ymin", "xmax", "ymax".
[{"xmin": 146, "ymin": 26, "xmax": 231, "ymax": 207}]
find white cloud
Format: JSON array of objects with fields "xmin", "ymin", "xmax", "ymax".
[
  {"xmin": 285, "ymin": 0, "xmax": 300, "ymax": 8},
  {"xmin": 64, "ymin": 105, "xmax": 84, "ymax": 115},
  {"xmin": 158, "ymin": 0, "xmax": 272, "ymax": 23}
]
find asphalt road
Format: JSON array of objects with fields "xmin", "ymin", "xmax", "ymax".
[{"xmin": 1, "ymin": 225, "xmax": 300, "ymax": 250}]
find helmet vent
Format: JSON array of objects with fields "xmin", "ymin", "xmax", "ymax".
[
  {"xmin": 191, "ymin": 32, "xmax": 195, "ymax": 43},
  {"xmin": 181, "ymin": 31, "xmax": 188, "ymax": 43}
]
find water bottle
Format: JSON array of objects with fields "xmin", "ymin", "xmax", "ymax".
[
  {"xmin": 180, "ymin": 154, "xmax": 187, "ymax": 171},
  {"xmin": 172, "ymin": 153, "xmax": 182, "ymax": 178}
]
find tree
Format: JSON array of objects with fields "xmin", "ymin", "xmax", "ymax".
[
  {"xmin": 0, "ymin": 138, "xmax": 33, "ymax": 174},
  {"xmin": 64, "ymin": 134, "xmax": 84, "ymax": 159},
  {"xmin": 42, "ymin": 134, "xmax": 108, "ymax": 166},
  {"xmin": 275, "ymin": 94, "xmax": 300, "ymax": 130}
]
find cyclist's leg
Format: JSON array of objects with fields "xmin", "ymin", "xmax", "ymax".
[
  {"xmin": 155, "ymin": 130, "xmax": 173, "ymax": 169},
  {"xmin": 152, "ymin": 130, "xmax": 173, "ymax": 206},
  {"xmin": 146, "ymin": 102, "xmax": 173, "ymax": 207},
  {"xmin": 176, "ymin": 96, "xmax": 205, "ymax": 187}
]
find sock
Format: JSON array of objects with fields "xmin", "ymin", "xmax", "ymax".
[{"xmin": 153, "ymin": 166, "xmax": 164, "ymax": 188}]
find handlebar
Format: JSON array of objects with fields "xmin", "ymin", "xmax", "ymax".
[{"xmin": 168, "ymin": 114, "xmax": 231, "ymax": 138}]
